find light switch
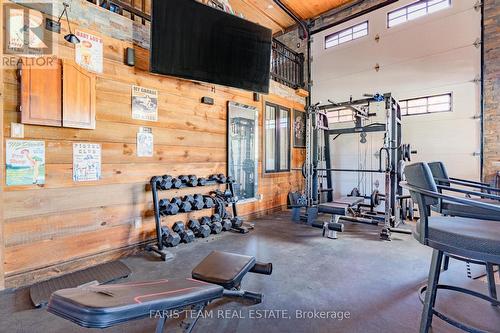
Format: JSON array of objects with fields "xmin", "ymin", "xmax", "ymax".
[{"xmin": 11, "ymin": 123, "xmax": 24, "ymax": 138}]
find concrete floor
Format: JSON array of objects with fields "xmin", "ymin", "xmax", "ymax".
[{"xmin": 0, "ymin": 211, "xmax": 499, "ymax": 333}]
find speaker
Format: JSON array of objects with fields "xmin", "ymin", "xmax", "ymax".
[
  {"xmin": 125, "ymin": 47, "xmax": 135, "ymax": 66},
  {"xmin": 253, "ymin": 92, "xmax": 260, "ymax": 102}
]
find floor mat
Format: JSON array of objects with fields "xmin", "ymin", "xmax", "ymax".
[{"xmin": 30, "ymin": 261, "xmax": 131, "ymax": 307}]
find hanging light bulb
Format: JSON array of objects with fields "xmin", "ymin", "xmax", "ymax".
[{"xmin": 56, "ymin": 2, "xmax": 79, "ymax": 44}]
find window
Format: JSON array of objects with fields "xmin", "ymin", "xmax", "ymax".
[
  {"xmin": 325, "ymin": 21, "xmax": 368, "ymax": 49},
  {"xmin": 400, "ymin": 93, "xmax": 452, "ymax": 116},
  {"xmin": 265, "ymin": 103, "xmax": 290, "ymax": 172},
  {"xmin": 327, "ymin": 108, "xmax": 355, "ymax": 124},
  {"xmin": 388, "ymin": 0, "xmax": 451, "ymax": 28}
]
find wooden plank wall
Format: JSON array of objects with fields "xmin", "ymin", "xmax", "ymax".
[
  {"xmin": 1, "ymin": 4, "xmax": 305, "ymax": 288},
  {"xmin": 0, "ymin": 0, "xmax": 5, "ymax": 291}
]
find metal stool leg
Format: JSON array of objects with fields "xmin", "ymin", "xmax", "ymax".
[
  {"xmin": 442, "ymin": 255, "xmax": 450, "ymax": 271},
  {"xmin": 420, "ymin": 250, "xmax": 443, "ymax": 333},
  {"xmin": 486, "ymin": 263, "xmax": 497, "ymax": 306}
]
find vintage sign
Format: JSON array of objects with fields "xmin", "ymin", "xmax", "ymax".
[
  {"xmin": 73, "ymin": 143, "xmax": 102, "ymax": 182},
  {"xmin": 132, "ymin": 85, "xmax": 158, "ymax": 122},
  {"xmin": 6, "ymin": 140, "xmax": 45, "ymax": 186},
  {"xmin": 137, "ymin": 127, "xmax": 154, "ymax": 157},
  {"xmin": 75, "ymin": 30, "xmax": 103, "ymax": 73}
]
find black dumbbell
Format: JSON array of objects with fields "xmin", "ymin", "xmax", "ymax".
[
  {"xmin": 226, "ymin": 176, "xmax": 235, "ymax": 184},
  {"xmin": 221, "ymin": 218, "xmax": 232, "ymax": 231},
  {"xmin": 161, "ymin": 226, "xmax": 181, "ymax": 247},
  {"xmin": 187, "ymin": 219, "xmax": 210, "ymax": 238},
  {"xmin": 231, "ymin": 216, "xmax": 243, "ymax": 228},
  {"xmin": 197, "ymin": 177, "xmax": 207, "ymax": 186},
  {"xmin": 159, "ymin": 199, "xmax": 179, "ymax": 215},
  {"xmin": 200, "ymin": 216, "xmax": 222, "ymax": 234},
  {"xmin": 178, "ymin": 199, "xmax": 192, "ymax": 213},
  {"xmin": 203, "ymin": 196, "xmax": 214, "ymax": 208},
  {"xmin": 217, "ymin": 174, "xmax": 227, "ymax": 183},
  {"xmin": 171, "ymin": 177, "xmax": 183, "ymax": 189},
  {"xmin": 211, "ymin": 214, "xmax": 222, "ymax": 223},
  {"xmin": 179, "ymin": 175, "xmax": 198, "ymax": 187},
  {"xmin": 170, "ymin": 197, "xmax": 182, "ymax": 207},
  {"xmin": 159, "ymin": 175, "xmax": 174, "ymax": 190},
  {"xmin": 192, "ymin": 194, "xmax": 205, "ymax": 210},
  {"xmin": 172, "ymin": 221, "xmax": 195, "ymax": 243},
  {"xmin": 183, "ymin": 195, "xmax": 195, "ymax": 204}
]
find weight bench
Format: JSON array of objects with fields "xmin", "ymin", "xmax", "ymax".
[
  {"xmin": 47, "ymin": 251, "xmax": 272, "ymax": 333},
  {"xmin": 313, "ymin": 196, "xmax": 367, "ymax": 239}
]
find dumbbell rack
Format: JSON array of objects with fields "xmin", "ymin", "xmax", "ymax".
[{"xmin": 147, "ymin": 176, "xmax": 240, "ymax": 261}]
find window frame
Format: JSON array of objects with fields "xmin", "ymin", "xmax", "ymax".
[
  {"xmin": 387, "ymin": 0, "xmax": 452, "ymax": 28},
  {"xmin": 400, "ymin": 92, "xmax": 453, "ymax": 117},
  {"xmin": 324, "ymin": 21, "xmax": 369, "ymax": 49},
  {"xmin": 264, "ymin": 102, "xmax": 291, "ymax": 173}
]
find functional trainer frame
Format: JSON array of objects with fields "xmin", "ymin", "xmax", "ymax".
[{"xmin": 303, "ymin": 93, "xmax": 413, "ymax": 240}]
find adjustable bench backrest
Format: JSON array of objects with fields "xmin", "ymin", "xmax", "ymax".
[{"xmin": 428, "ymin": 161, "xmax": 450, "ymax": 187}]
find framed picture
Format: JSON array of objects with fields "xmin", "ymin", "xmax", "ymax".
[{"xmin": 293, "ymin": 109, "xmax": 306, "ymax": 148}]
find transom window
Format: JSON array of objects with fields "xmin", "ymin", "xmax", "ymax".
[
  {"xmin": 327, "ymin": 108, "xmax": 355, "ymax": 124},
  {"xmin": 325, "ymin": 21, "xmax": 368, "ymax": 49},
  {"xmin": 400, "ymin": 93, "xmax": 452, "ymax": 116},
  {"xmin": 388, "ymin": 0, "xmax": 451, "ymax": 28}
]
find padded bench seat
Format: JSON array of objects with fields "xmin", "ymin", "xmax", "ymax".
[
  {"xmin": 192, "ymin": 251, "xmax": 256, "ymax": 289},
  {"xmin": 436, "ymin": 198, "xmax": 499, "ymax": 221},
  {"xmin": 48, "ymin": 279, "xmax": 223, "ymax": 329},
  {"xmin": 318, "ymin": 197, "xmax": 363, "ymax": 215}
]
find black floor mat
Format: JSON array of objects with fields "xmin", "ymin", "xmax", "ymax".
[{"xmin": 30, "ymin": 261, "xmax": 131, "ymax": 307}]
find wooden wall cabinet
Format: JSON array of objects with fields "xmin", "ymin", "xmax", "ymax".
[
  {"xmin": 20, "ymin": 59, "xmax": 96, "ymax": 129},
  {"xmin": 62, "ymin": 60, "xmax": 96, "ymax": 130},
  {"xmin": 20, "ymin": 59, "xmax": 62, "ymax": 127}
]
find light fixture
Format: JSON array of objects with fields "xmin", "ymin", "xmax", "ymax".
[{"xmin": 57, "ymin": 2, "xmax": 79, "ymax": 44}]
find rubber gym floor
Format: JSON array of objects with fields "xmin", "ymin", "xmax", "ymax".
[{"xmin": 0, "ymin": 211, "xmax": 498, "ymax": 333}]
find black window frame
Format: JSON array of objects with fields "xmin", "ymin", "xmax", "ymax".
[
  {"xmin": 324, "ymin": 21, "xmax": 369, "ymax": 49},
  {"xmin": 264, "ymin": 102, "xmax": 291, "ymax": 173},
  {"xmin": 387, "ymin": 0, "xmax": 452, "ymax": 28},
  {"xmin": 400, "ymin": 92, "xmax": 453, "ymax": 116}
]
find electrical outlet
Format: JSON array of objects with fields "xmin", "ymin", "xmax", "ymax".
[
  {"xmin": 258, "ymin": 194, "xmax": 263, "ymax": 200},
  {"xmin": 134, "ymin": 217, "xmax": 142, "ymax": 229}
]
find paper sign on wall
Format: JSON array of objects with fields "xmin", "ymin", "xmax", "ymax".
[
  {"xmin": 73, "ymin": 143, "xmax": 101, "ymax": 182},
  {"xmin": 137, "ymin": 127, "xmax": 153, "ymax": 157},
  {"xmin": 132, "ymin": 85, "xmax": 158, "ymax": 122},
  {"xmin": 6, "ymin": 140, "xmax": 45, "ymax": 186},
  {"xmin": 75, "ymin": 30, "xmax": 103, "ymax": 74}
]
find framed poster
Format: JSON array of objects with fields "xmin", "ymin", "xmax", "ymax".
[
  {"xmin": 137, "ymin": 127, "xmax": 154, "ymax": 157},
  {"xmin": 131, "ymin": 85, "xmax": 158, "ymax": 122},
  {"xmin": 75, "ymin": 30, "xmax": 103, "ymax": 74},
  {"xmin": 293, "ymin": 109, "xmax": 306, "ymax": 148},
  {"xmin": 6, "ymin": 140, "xmax": 45, "ymax": 186},
  {"xmin": 73, "ymin": 143, "xmax": 102, "ymax": 182}
]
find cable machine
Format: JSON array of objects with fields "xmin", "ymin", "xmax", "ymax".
[{"xmin": 303, "ymin": 93, "xmax": 415, "ymax": 240}]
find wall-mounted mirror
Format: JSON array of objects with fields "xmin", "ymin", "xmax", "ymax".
[{"xmin": 227, "ymin": 102, "xmax": 259, "ymax": 202}]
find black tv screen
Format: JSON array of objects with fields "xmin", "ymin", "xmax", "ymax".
[{"xmin": 150, "ymin": 0, "xmax": 272, "ymax": 93}]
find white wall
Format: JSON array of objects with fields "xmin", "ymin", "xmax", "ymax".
[{"xmin": 311, "ymin": 0, "xmax": 481, "ymax": 197}]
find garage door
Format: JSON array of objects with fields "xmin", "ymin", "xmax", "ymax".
[{"xmin": 311, "ymin": 0, "xmax": 481, "ymax": 196}]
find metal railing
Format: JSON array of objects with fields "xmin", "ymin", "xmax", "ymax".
[
  {"xmin": 271, "ymin": 39, "xmax": 305, "ymax": 89},
  {"xmin": 86, "ymin": 1, "xmax": 306, "ymax": 90}
]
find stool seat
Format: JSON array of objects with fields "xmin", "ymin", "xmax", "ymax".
[{"xmin": 416, "ymin": 216, "xmax": 500, "ymax": 263}]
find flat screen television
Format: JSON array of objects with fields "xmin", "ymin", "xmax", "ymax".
[{"xmin": 150, "ymin": 0, "xmax": 272, "ymax": 93}]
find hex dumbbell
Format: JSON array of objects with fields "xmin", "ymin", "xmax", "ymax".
[
  {"xmin": 192, "ymin": 194, "xmax": 205, "ymax": 210},
  {"xmin": 172, "ymin": 221, "xmax": 195, "ymax": 243},
  {"xmin": 171, "ymin": 177, "xmax": 183, "ymax": 189},
  {"xmin": 187, "ymin": 219, "xmax": 210, "ymax": 238},
  {"xmin": 161, "ymin": 226, "xmax": 181, "ymax": 247},
  {"xmin": 221, "ymin": 218, "xmax": 233, "ymax": 231},
  {"xmin": 197, "ymin": 177, "xmax": 207, "ymax": 186},
  {"xmin": 203, "ymin": 196, "xmax": 214, "ymax": 209},
  {"xmin": 159, "ymin": 199, "xmax": 179, "ymax": 215},
  {"xmin": 200, "ymin": 216, "xmax": 222, "ymax": 234}
]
